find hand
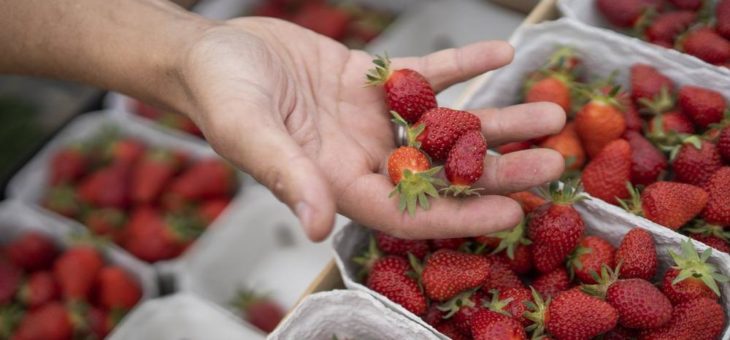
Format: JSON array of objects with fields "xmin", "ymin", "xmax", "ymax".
[{"xmin": 177, "ymin": 17, "xmax": 566, "ymax": 241}]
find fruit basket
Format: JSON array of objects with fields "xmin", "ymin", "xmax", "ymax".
[{"xmin": 0, "ymin": 199, "xmax": 158, "ymax": 339}]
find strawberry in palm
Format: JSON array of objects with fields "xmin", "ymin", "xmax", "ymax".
[
  {"xmin": 403, "ymin": 107, "xmax": 481, "ymax": 162},
  {"xmin": 386, "ymin": 146, "xmax": 443, "ymax": 216},
  {"xmin": 661, "ymin": 240, "xmax": 728, "ymax": 305},
  {"xmin": 366, "ymin": 55, "xmax": 436, "ymax": 123},
  {"xmin": 442, "ymin": 130, "xmax": 487, "ymax": 196}
]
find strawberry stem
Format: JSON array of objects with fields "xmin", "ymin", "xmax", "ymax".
[
  {"xmin": 365, "ymin": 54, "xmax": 392, "ymax": 86},
  {"xmin": 669, "ymin": 240, "xmax": 729, "ymax": 296}
]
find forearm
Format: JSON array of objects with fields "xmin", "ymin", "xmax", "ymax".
[{"xmin": 0, "ymin": 0, "xmax": 214, "ymax": 112}]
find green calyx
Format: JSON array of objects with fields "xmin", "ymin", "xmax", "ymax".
[
  {"xmin": 669, "ymin": 240, "xmax": 729, "ymax": 297},
  {"xmin": 0, "ymin": 305, "xmax": 23, "ymax": 339},
  {"xmin": 545, "ymin": 46, "xmax": 579, "ymax": 72},
  {"xmin": 684, "ymin": 220, "xmax": 730, "ymax": 241},
  {"xmin": 662, "ymin": 135, "xmax": 703, "ymax": 161},
  {"xmin": 647, "ymin": 114, "xmax": 687, "ymax": 150},
  {"xmin": 638, "ymin": 86, "xmax": 675, "ymax": 115},
  {"xmin": 440, "ymin": 185, "xmax": 484, "ymax": 197},
  {"xmin": 437, "ymin": 288, "xmax": 478, "ymax": 318},
  {"xmin": 352, "ymin": 235, "xmax": 383, "ymax": 280},
  {"xmin": 617, "ymin": 182, "xmax": 644, "ymax": 216},
  {"xmin": 580, "ymin": 264, "xmax": 621, "ymax": 300},
  {"xmin": 231, "ymin": 288, "xmax": 270, "ymax": 313},
  {"xmin": 389, "ymin": 167, "xmax": 444, "ymax": 216},
  {"xmin": 566, "ymin": 245, "xmax": 592, "ymax": 280},
  {"xmin": 524, "ymin": 287, "xmax": 549, "ymax": 339},
  {"xmin": 166, "ymin": 213, "xmax": 205, "ymax": 242},
  {"xmin": 484, "ymin": 289, "xmax": 515, "ymax": 317},
  {"xmin": 365, "ymin": 54, "xmax": 392, "ymax": 86},
  {"xmin": 487, "ymin": 220, "xmax": 531, "ymax": 260},
  {"xmin": 538, "ymin": 180, "xmax": 587, "ymax": 206}
]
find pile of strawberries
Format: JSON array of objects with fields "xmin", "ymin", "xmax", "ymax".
[
  {"xmin": 596, "ymin": 0, "xmax": 730, "ymax": 66},
  {"xmin": 251, "ymin": 0, "xmax": 395, "ymax": 49},
  {"xmin": 366, "ymin": 56, "xmax": 487, "ymax": 214},
  {"xmin": 503, "ymin": 47, "xmax": 730, "ymax": 254},
  {"xmin": 42, "ymin": 130, "xmax": 239, "ymax": 263},
  {"xmin": 133, "ymin": 100, "xmax": 204, "ymax": 138},
  {"xmin": 0, "ymin": 232, "xmax": 142, "ymax": 339},
  {"xmin": 355, "ymin": 184, "xmax": 728, "ymax": 339}
]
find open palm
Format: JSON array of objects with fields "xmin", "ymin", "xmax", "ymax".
[{"xmin": 180, "ymin": 18, "xmax": 565, "ymax": 241}]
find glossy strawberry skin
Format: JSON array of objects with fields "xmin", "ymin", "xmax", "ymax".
[
  {"xmin": 374, "ymin": 231, "xmax": 429, "ymax": 259},
  {"xmin": 645, "ymin": 11, "xmax": 696, "ymax": 47},
  {"xmin": 415, "ymin": 108, "xmax": 481, "ymax": 162},
  {"xmin": 481, "ymin": 258, "xmax": 525, "ymax": 292},
  {"xmin": 77, "ymin": 164, "xmax": 131, "ymax": 209},
  {"xmin": 661, "ymin": 267, "xmax": 717, "ymax": 305},
  {"xmin": 546, "ymin": 289, "xmax": 618, "ymax": 340},
  {"xmin": 625, "ymin": 131, "xmax": 667, "ymax": 186},
  {"xmin": 366, "ymin": 256, "xmax": 427, "ymax": 316},
  {"xmin": 122, "ymin": 207, "xmax": 184, "ymax": 262},
  {"xmin": 701, "ymin": 167, "xmax": 730, "ymax": 225},
  {"xmin": 690, "ymin": 234, "xmax": 730, "ymax": 253},
  {"xmin": 582, "ymin": 139, "xmax": 632, "ymax": 205},
  {"xmin": 387, "ymin": 146, "xmax": 431, "ymax": 184},
  {"xmin": 570, "ymin": 236, "xmax": 616, "ymax": 284},
  {"xmin": 680, "ymin": 28, "xmax": 730, "ymax": 65},
  {"xmin": 647, "ymin": 111, "xmax": 696, "ymax": 135},
  {"xmin": 718, "ymin": 0, "xmax": 730, "ymax": 40},
  {"xmin": 11, "ymin": 302, "xmax": 72, "ymax": 340},
  {"xmin": 678, "ymin": 86, "xmax": 727, "ymax": 129},
  {"xmin": 18, "ymin": 271, "xmax": 60, "ymax": 309},
  {"xmin": 639, "ymin": 297, "xmax": 725, "ymax": 339},
  {"xmin": 384, "ymin": 69, "xmax": 437, "ymax": 124},
  {"xmin": 470, "ymin": 309, "xmax": 527, "ymax": 340},
  {"xmin": 540, "ymin": 122, "xmax": 586, "ymax": 170},
  {"xmin": 615, "ymin": 228, "xmax": 657, "ymax": 280},
  {"xmin": 718, "ymin": 126, "xmax": 730, "ymax": 162},
  {"xmin": 445, "ymin": 130, "xmax": 487, "ymax": 186},
  {"xmin": 422, "ymin": 249, "xmax": 490, "ymax": 302},
  {"xmin": 574, "ymin": 99, "xmax": 627, "ymax": 158},
  {"xmin": 532, "ymin": 267, "xmax": 571, "ymax": 299},
  {"xmin": 673, "ymin": 140, "xmax": 722, "ymax": 187},
  {"xmin": 452, "ymin": 290, "xmax": 489, "ymax": 333},
  {"xmin": 606, "ymin": 278, "xmax": 672, "ymax": 329},
  {"xmin": 528, "ymin": 203, "xmax": 585, "ymax": 273},
  {"xmin": 597, "ymin": 0, "xmax": 661, "ymax": 27},
  {"xmin": 525, "ymin": 75, "xmax": 571, "ymax": 113},
  {"xmin": 641, "ymin": 181, "xmax": 708, "ymax": 229},
  {"xmin": 630, "ymin": 64, "xmax": 673, "ymax": 104},
  {"xmin": 97, "ymin": 266, "xmax": 142, "ymax": 310},
  {"xmin": 500, "ymin": 287, "xmax": 533, "ymax": 326},
  {"xmin": 6, "ymin": 232, "xmax": 57, "ymax": 271}
]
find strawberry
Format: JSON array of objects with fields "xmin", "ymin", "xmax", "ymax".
[
  {"xmin": 96, "ymin": 266, "xmax": 142, "ymax": 310},
  {"xmin": 647, "ymin": 111, "xmax": 696, "ymax": 137},
  {"xmin": 527, "ymin": 182, "xmax": 585, "ymax": 273},
  {"xmin": 678, "ymin": 86, "xmax": 727, "ymax": 129},
  {"xmin": 43, "ymin": 185, "xmax": 81, "ymax": 219},
  {"xmin": 131, "ymin": 149, "xmax": 184, "ymax": 205},
  {"xmin": 49, "ymin": 145, "xmax": 88, "ymax": 185},
  {"xmin": 604, "ymin": 326, "xmax": 638, "ymax": 340},
  {"xmin": 423, "ymin": 304, "xmax": 445, "ymax": 326},
  {"xmin": 17, "ymin": 271, "xmax": 59, "ymax": 309},
  {"xmin": 374, "ymin": 230, "xmax": 429, "ymax": 259},
  {"xmin": 630, "ymin": 64, "xmax": 674, "ymax": 106},
  {"xmin": 6, "ymin": 232, "xmax": 57, "ymax": 271},
  {"xmin": 678, "ymin": 28, "xmax": 730, "ymax": 65},
  {"xmin": 669, "ymin": 0, "xmax": 703, "ymax": 10},
  {"xmin": 661, "ymin": 240, "xmax": 727, "ymax": 305},
  {"xmin": 596, "ymin": 0, "xmax": 661, "ymax": 27},
  {"xmin": 483, "ymin": 221, "xmax": 533, "ymax": 274},
  {"xmin": 469, "ymin": 309, "xmax": 527, "ymax": 340},
  {"xmin": 568, "ymin": 236, "xmax": 616, "ymax": 284},
  {"xmin": 77, "ymin": 164, "xmax": 131, "ymax": 209},
  {"xmin": 581, "ymin": 139, "xmax": 632, "ymax": 204},
  {"xmin": 532, "ymin": 267, "xmax": 571, "ymax": 299},
  {"xmin": 409, "ymin": 107, "xmax": 481, "ymax": 162},
  {"xmin": 87, "ymin": 306, "xmax": 118, "ymax": 339},
  {"xmin": 85, "ymin": 208, "xmax": 126, "ymax": 242},
  {"xmin": 196, "ymin": 198, "xmax": 230, "ymax": 225},
  {"xmin": 53, "ymin": 245, "xmax": 104, "ymax": 301},
  {"xmin": 485, "ymin": 287, "xmax": 532, "ymax": 326},
  {"xmin": 639, "ymin": 297, "xmax": 725, "ymax": 339},
  {"xmin": 621, "ymin": 100, "xmax": 644, "ymax": 132},
  {"xmin": 507, "ymin": 191, "xmax": 546, "ymax": 214},
  {"xmin": 524, "ymin": 72, "xmax": 572, "ymax": 113},
  {"xmin": 540, "ymin": 122, "xmax": 585, "ymax": 170},
  {"xmin": 231, "ymin": 290, "xmax": 285, "ymax": 333},
  {"xmin": 717, "ymin": 0, "xmax": 730, "ymax": 40},
  {"xmin": 605, "ymin": 278, "xmax": 673, "ymax": 329},
  {"xmin": 366, "ymin": 55, "xmax": 436, "ymax": 123},
  {"xmin": 429, "ymin": 238, "xmax": 467, "ymax": 251},
  {"xmin": 386, "ymin": 146, "xmax": 442, "ymax": 216},
  {"xmin": 104, "ymin": 137, "xmax": 145, "ymax": 167},
  {"xmin": 495, "ymin": 141, "xmax": 531, "ymax": 154},
  {"xmin": 122, "ymin": 207, "xmax": 192, "ymax": 262},
  {"xmin": 644, "ymin": 11, "xmax": 697, "ymax": 47},
  {"xmin": 293, "ymin": 3, "xmax": 351, "ymax": 40},
  {"xmin": 496, "ymin": 245, "xmax": 533, "ymax": 275},
  {"xmin": 526, "ymin": 289, "xmax": 618, "ymax": 340},
  {"xmin": 435, "ymin": 321, "xmax": 469, "ymax": 340},
  {"xmin": 166, "ymin": 159, "xmax": 237, "ymax": 203},
  {"xmin": 0, "ymin": 259, "xmax": 21, "ymax": 304},
  {"xmin": 443, "ymin": 130, "xmax": 486, "ymax": 196},
  {"xmin": 718, "ymin": 126, "xmax": 730, "ymax": 162},
  {"xmin": 672, "ymin": 137, "xmax": 722, "ymax": 186},
  {"xmin": 689, "ymin": 233, "xmax": 730, "ymax": 253},
  {"xmin": 439, "ymin": 289, "xmax": 488, "ymax": 333},
  {"xmin": 624, "ymin": 130, "xmax": 667, "ymax": 186},
  {"xmin": 701, "ymin": 167, "xmax": 730, "ymax": 225},
  {"xmin": 422, "ymin": 249, "xmax": 490, "ymax": 302},
  {"xmin": 481, "ymin": 258, "xmax": 524, "ymax": 292},
  {"xmin": 366, "ymin": 256, "xmax": 427, "ymax": 316},
  {"xmin": 11, "ymin": 302, "xmax": 72, "ymax": 340},
  {"xmin": 574, "ymin": 90, "xmax": 627, "ymax": 158},
  {"xmin": 621, "ymin": 181, "xmax": 708, "ymax": 229},
  {"xmin": 543, "ymin": 46, "xmax": 582, "ymax": 73},
  {"xmin": 615, "ymin": 228, "xmax": 657, "ymax": 280}
]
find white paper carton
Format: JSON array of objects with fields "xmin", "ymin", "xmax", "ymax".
[{"xmin": 269, "ymin": 290, "xmax": 440, "ymax": 340}]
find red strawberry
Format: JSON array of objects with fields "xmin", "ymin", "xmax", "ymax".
[
  {"xmin": 6, "ymin": 232, "xmax": 57, "ymax": 271},
  {"xmin": 669, "ymin": 0, "xmax": 703, "ymax": 10},
  {"xmin": 543, "ymin": 46, "xmax": 583, "ymax": 73},
  {"xmin": 197, "ymin": 198, "xmax": 230, "ymax": 225},
  {"xmin": 622, "ymin": 100, "xmax": 644, "ymax": 132},
  {"xmin": 574, "ymin": 91, "xmax": 627, "ymax": 158},
  {"xmin": 624, "ymin": 130, "xmax": 667, "ymax": 186},
  {"xmin": 678, "ymin": 28, "xmax": 730, "ymax": 65},
  {"xmin": 690, "ymin": 233, "xmax": 730, "ymax": 253},
  {"xmin": 630, "ymin": 64, "xmax": 674, "ymax": 106},
  {"xmin": 540, "ymin": 122, "xmax": 586, "ymax": 170},
  {"xmin": 582, "ymin": 139, "xmax": 632, "ymax": 204},
  {"xmin": 700, "ymin": 167, "xmax": 730, "ymax": 225},
  {"xmin": 43, "ymin": 185, "xmax": 81, "ymax": 219},
  {"xmin": 366, "ymin": 256, "xmax": 427, "ymax": 316},
  {"xmin": 87, "ymin": 306, "xmax": 117, "ymax": 339},
  {"xmin": 678, "ymin": 86, "xmax": 727, "ymax": 129},
  {"xmin": 166, "ymin": 159, "xmax": 237, "ymax": 203},
  {"xmin": 122, "ymin": 207, "xmax": 192, "ymax": 262},
  {"xmin": 483, "ymin": 221, "xmax": 533, "ymax": 274},
  {"xmin": 569, "ymin": 236, "xmax": 616, "ymax": 284},
  {"xmin": 374, "ymin": 231, "xmax": 429, "ymax": 259},
  {"xmin": 435, "ymin": 320, "xmax": 469, "ymax": 340},
  {"xmin": 17, "ymin": 271, "xmax": 59, "ymax": 309},
  {"xmin": 85, "ymin": 208, "xmax": 126, "ymax": 242},
  {"xmin": 49, "ymin": 146, "xmax": 88, "ymax": 185},
  {"xmin": 615, "ymin": 228, "xmax": 657, "ymax": 280},
  {"xmin": 606, "ymin": 278, "xmax": 672, "ymax": 329},
  {"xmin": 293, "ymin": 3, "xmax": 351, "ymax": 40},
  {"xmin": 645, "ymin": 11, "xmax": 697, "ymax": 47},
  {"xmin": 596, "ymin": 0, "xmax": 661, "ymax": 27},
  {"xmin": 485, "ymin": 287, "xmax": 533, "ymax": 326},
  {"xmin": 527, "ymin": 182, "xmax": 585, "ymax": 273},
  {"xmin": 11, "ymin": 302, "xmax": 72, "ymax": 340},
  {"xmin": 410, "ymin": 107, "xmax": 481, "ymax": 162},
  {"xmin": 673, "ymin": 138, "xmax": 722, "ymax": 186},
  {"xmin": 366, "ymin": 55, "xmax": 436, "ymax": 123},
  {"xmin": 524, "ymin": 72, "xmax": 572, "ymax": 113},
  {"xmin": 481, "ymin": 258, "xmax": 525, "ymax": 292},
  {"xmin": 429, "ymin": 238, "xmax": 467, "ymax": 251},
  {"xmin": 621, "ymin": 181, "xmax": 708, "ymax": 229},
  {"xmin": 423, "ymin": 304, "xmax": 445, "ymax": 326},
  {"xmin": 532, "ymin": 267, "xmax": 571, "ymax": 299},
  {"xmin": 639, "ymin": 297, "xmax": 725, "ymax": 339},
  {"xmin": 647, "ymin": 111, "xmax": 696, "ymax": 138},
  {"xmin": 507, "ymin": 191, "xmax": 546, "ymax": 214},
  {"xmin": 0, "ymin": 259, "xmax": 21, "ymax": 304},
  {"xmin": 604, "ymin": 326, "xmax": 638, "ymax": 340},
  {"xmin": 718, "ymin": 0, "xmax": 730, "ymax": 40},
  {"xmin": 440, "ymin": 290, "xmax": 489, "ymax": 333},
  {"xmin": 526, "ymin": 289, "xmax": 618, "ymax": 340},
  {"xmin": 131, "ymin": 149, "xmax": 184, "ymax": 205},
  {"xmin": 96, "ymin": 266, "xmax": 142, "ymax": 310},
  {"xmin": 422, "ymin": 249, "xmax": 490, "ymax": 301},
  {"xmin": 497, "ymin": 245, "xmax": 533, "ymax": 275},
  {"xmin": 661, "ymin": 240, "xmax": 727, "ymax": 304},
  {"xmin": 77, "ymin": 164, "xmax": 131, "ymax": 209},
  {"xmin": 53, "ymin": 245, "xmax": 104, "ymax": 301},
  {"xmin": 386, "ymin": 146, "xmax": 443, "ymax": 215},
  {"xmin": 469, "ymin": 309, "xmax": 527, "ymax": 340},
  {"xmin": 104, "ymin": 137, "xmax": 145, "ymax": 167},
  {"xmin": 718, "ymin": 126, "xmax": 730, "ymax": 162},
  {"xmin": 443, "ymin": 130, "xmax": 486, "ymax": 196},
  {"xmin": 231, "ymin": 290, "xmax": 286, "ymax": 333},
  {"xmin": 495, "ymin": 141, "xmax": 531, "ymax": 154}
]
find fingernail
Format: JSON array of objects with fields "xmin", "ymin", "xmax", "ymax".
[{"xmin": 295, "ymin": 201, "xmax": 313, "ymax": 232}]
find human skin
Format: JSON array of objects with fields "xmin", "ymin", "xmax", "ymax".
[{"xmin": 0, "ymin": 0, "xmax": 565, "ymax": 241}]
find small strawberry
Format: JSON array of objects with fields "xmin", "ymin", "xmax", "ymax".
[
  {"xmin": 574, "ymin": 88, "xmax": 627, "ymax": 158},
  {"xmin": 17, "ymin": 271, "xmax": 59, "ymax": 309},
  {"xmin": 596, "ymin": 0, "xmax": 661, "ymax": 27},
  {"xmin": 407, "ymin": 107, "xmax": 481, "ymax": 162},
  {"xmin": 96, "ymin": 266, "xmax": 142, "ymax": 310},
  {"xmin": 49, "ymin": 145, "xmax": 88, "ymax": 185},
  {"xmin": 700, "ymin": 167, "xmax": 730, "ymax": 225},
  {"xmin": 718, "ymin": 126, "xmax": 730, "ymax": 162},
  {"xmin": 366, "ymin": 256, "xmax": 427, "ymax": 316},
  {"xmin": 507, "ymin": 191, "xmax": 546, "ymax": 214},
  {"xmin": 422, "ymin": 249, "xmax": 490, "ymax": 302},
  {"xmin": 630, "ymin": 64, "xmax": 674, "ymax": 106},
  {"xmin": 639, "ymin": 297, "xmax": 725, "ymax": 339},
  {"xmin": 485, "ymin": 287, "xmax": 533, "ymax": 326},
  {"xmin": 581, "ymin": 139, "xmax": 632, "ymax": 204},
  {"xmin": 644, "ymin": 11, "xmax": 697, "ymax": 47},
  {"xmin": 131, "ymin": 148, "xmax": 184, "ymax": 205},
  {"xmin": 53, "ymin": 245, "xmax": 104, "ymax": 301},
  {"xmin": 525, "ymin": 289, "xmax": 618, "ymax": 340},
  {"xmin": 232, "ymin": 290, "xmax": 286, "ymax": 333},
  {"xmin": 429, "ymin": 238, "xmax": 467, "ymax": 251},
  {"xmin": 374, "ymin": 230, "xmax": 429, "ymax": 259},
  {"xmin": 615, "ymin": 228, "xmax": 657, "ymax": 280},
  {"xmin": 0, "ymin": 259, "xmax": 21, "ymax": 304},
  {"xmin": 85, "ymin": 208, "xmax": 126, "ymax": 243},
  {"xmin": 540, "ymin": 122, "xmax": 585, "ymax": 170},
  {"xmin": 524, "ymin": 71, "xmax": 573, "ymax": 113},
  {"xmin": 442, "ymin": 130, "xmax": 486, "ymax": 196},
  {"xmin": 11, "ymin": 302, "xmax": 73, "ymax": 340},
  {"xmin": 196, "ymin": 198, "xmax": 230, "ymax": 225},
  {"xmin": 481, "ymin": 258, "xmax": 525, "ymax": 292},
  {"xmin": 532, "ymin": 267, "xmax": 571, "ymax": 299},
  {"xmin": 366, "ymin": 55, "xmax": 436, "ymax": 123},
  {"xmin": 624, "ymin": 130, "xmax": 667, "ymax": 186},
  {"xmin": 6, "ymin": 232, "xmax": 57, "ymax": 271},
  {"xmin": 661, "ymin": 240, "xmax": 728, "ymax": 305},
  {"xmin": 386, "ymin": 146, "xmax": 443, "ymax": 215},
  {"xmin": 435, "ymin": 321, "xmax": 469, "ymax": 340},
  {"xmin": 717, "ymin": 0, "xmax": 730, "ymax": 40},
  {"xmin": 469, "ymin": 309, "xmax": 527, "ymax": 340},
  {"xmin": 605, "ymin": 277, "xmax": 673, "ymax": 329},
  {"xmin": 482, "ymin": 220, "xmax": 533, "ymax": 274},
  {"xmin": 77, "ymin": 164, "xmax": 131, "ymax": 209},
  {"xmin": 678, "ymin": 27, "xmax": 730, "ymax": 65},
  {"xmin": 423, "ymin": 304, "xmax": 445, "ymax": 326},
  {"xmin": 122, "ymin": 207, "xmax": 194, "ymax": 262},
  {"xmin": 672, "ymin": 137, "xmax": 722, "ymax": 186},
  {"xmin": 678, "ymin": 86, "xmax": 727, "ymax": 129},
  {"xmin": 495, "ymin": 141, "xmax": 531, "ymax": 154},
  {"xmin": 689, "ymin": 233, "xmax": 730, "ymax": 253},
  {"xmin": 438, "ymin": 289, "xmax": 488, "ymax": 333},
  {"xmin": 165, "ymin": 159, "xmax": 237, "ymax": 204},
  {"xmin": 620, "ymin": 182, "xmax": 708, "ymax": 230},
  {"xmin": 43, "ymin": 185, "xmax": 81, "ymax": 219},
  {"xmin": 527, "ymin": 182, "xmax": 586, "ymax": 273},
  {"xmin": 568, "ymin": 236, "xmax": 616, "ymax": 284}
]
